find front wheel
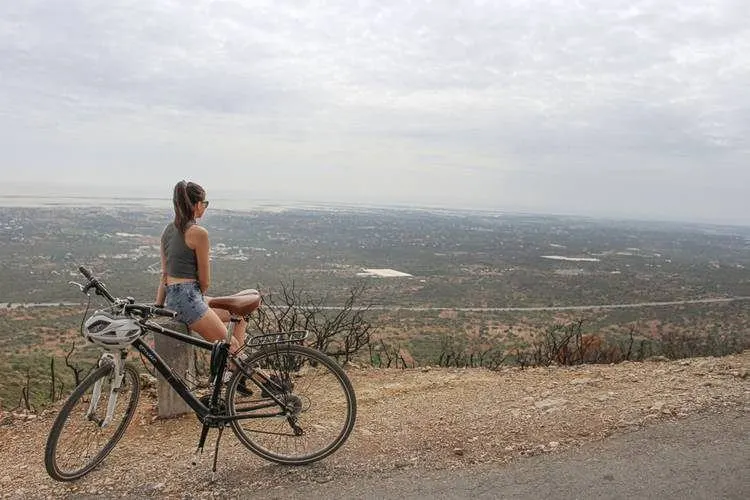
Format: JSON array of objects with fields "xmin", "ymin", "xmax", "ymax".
[
  {"xmin": 44, "ymin": 361, "xmax": 140, "ymax": 481},
  {"xmin": 227, "ymin": 344, "xmax": 356, "ymax": 465}
]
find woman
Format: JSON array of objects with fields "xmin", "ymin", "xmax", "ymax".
[{"xmin": 155, "ymin": 180, "xmax": 247, "ymax": 354}]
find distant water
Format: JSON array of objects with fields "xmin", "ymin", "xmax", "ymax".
[
  {"xmin": 0, "ymin": 194, "xmax": 362, "ymax": 213},
  {"xmin": 2, "ymin": 192, "xmax": 748, "ymax": 229},
  {"xmin": 0, "ymin": 193, "xmax": 527, "ymax": 218},
  {"xmin": 1, "ymin": 194, "xmax": 170, "ymax": 209},
  {"xmin": 0, "ymin": 183, "xmax": 510, "ymax": 214}
]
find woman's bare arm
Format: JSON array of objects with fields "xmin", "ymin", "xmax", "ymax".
[
  {"xmin": 186, "ymin": 225, "xmax": 211, "ymax": 293},
  {"xmin": 155, "ymin": 240, "xmax": 167, "ymax": 305}
]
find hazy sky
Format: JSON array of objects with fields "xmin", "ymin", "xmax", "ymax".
[{"xmin": 1, "ymin": 0, "xmax": 748, "ymax": 224}]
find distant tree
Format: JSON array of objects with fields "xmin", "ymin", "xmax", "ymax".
[
  {"xmin": 248, "ymin": 281, "xmax": 374, "ymax": 364},
  {"xmin": 63, "ymin": 343, "xmax": 90, "ymax": 387},
  {"xmin": 370, "ymin": 339, "xmax": 400, "ymax": 368},
  {"xmin": 18, "ymin": 368, "xmax": 35, "ymax": 412}
]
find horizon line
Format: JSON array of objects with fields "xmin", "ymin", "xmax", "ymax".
[{"xmin": 0, "ymin": 191, "xmax": 748, "ymax": 229}]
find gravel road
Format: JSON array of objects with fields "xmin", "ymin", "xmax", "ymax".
[{"xmin": 279, "ymin": 410, "xmax": 749, "ymax": 500}]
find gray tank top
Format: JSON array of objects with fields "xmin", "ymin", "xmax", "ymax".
[{"xmin": 161, "ymin": 222, "xmax": 198, "ymax": 279}]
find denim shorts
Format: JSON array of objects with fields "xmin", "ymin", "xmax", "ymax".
[{"xmin": 165, "ymin": 282, "xmax": 209, "ymax": 325}]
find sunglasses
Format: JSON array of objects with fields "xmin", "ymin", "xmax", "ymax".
[{"xmin": 199, "ymin": 200, "xmax": 209, "ymax": 208}]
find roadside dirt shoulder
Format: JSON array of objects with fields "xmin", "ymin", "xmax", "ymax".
[{"xmin": 1, "ymin": 352, "xmax": 748, "ymax": 498}]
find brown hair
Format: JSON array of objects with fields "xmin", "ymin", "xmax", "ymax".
[{"xmin": 172, "ymin": 180, "xmax": 206, "ymax": 233}]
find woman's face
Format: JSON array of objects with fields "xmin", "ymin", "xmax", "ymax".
[{"xmin": 194, "ymin": 197, "xmax": 209, "ymax": 219}]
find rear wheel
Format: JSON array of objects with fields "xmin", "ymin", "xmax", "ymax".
[
  {"xmin": 44, "ymin": 361, "xmax": 140, "ymax": 481},
  {"xmin": 227, "ymin": 344, "xmax": 356, "ymax": 464}
]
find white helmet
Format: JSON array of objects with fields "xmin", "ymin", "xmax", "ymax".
[{"xmin": 83, "ymin": 310, "xmax": 142, "ymax": 349}]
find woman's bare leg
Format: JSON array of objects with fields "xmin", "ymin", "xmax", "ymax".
[
  {"xmin": 233, "ymin": 316, "xmax": 247, "ymax": 347},
  {"xmin": 189, "ymin": 308, "xmax": 242, "ymax": 353},
  {"xmin": 206, "ymin": 305, "xmax": 247, "ymax": 353}
]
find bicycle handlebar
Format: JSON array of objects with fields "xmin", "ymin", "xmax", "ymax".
[
  {"xmin": 124, "ymin": 303, "xmax": 177, "ymax": 319},
  {"xmin": 77, "ymin": 266, "xmax": 176, "ymax": 319},
  {"xmin": 78, "ymin": 266, "xmax": 116, "ymax": 302},
  {"xmin": 78, "ymin": 265, "xmax": 93, "ymax": 281}
]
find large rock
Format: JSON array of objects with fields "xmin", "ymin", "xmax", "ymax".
[{"xmin": 154, "ymin": 321, "xmax": 196, "ymax": 418}]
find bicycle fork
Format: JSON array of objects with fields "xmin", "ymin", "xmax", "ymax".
[{"xmin": 87, "ymin": 352, "xmax": 126, "ymax": 428}]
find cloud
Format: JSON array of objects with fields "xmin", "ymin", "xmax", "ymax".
[{"xmin": 0, "ymin": 0, "xmax": 748, "ymax": 224}]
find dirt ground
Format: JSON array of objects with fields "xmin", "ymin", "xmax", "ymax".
[{"xmin": 1, "ymin": 351, "xmax": 748, "ymax": 498}]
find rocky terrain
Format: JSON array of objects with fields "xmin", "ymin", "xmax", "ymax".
[{"xmin": 1, "ymin": 351, "xmax": 748, "ymax": 498}]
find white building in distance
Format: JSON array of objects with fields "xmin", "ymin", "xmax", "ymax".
[{"xmin": 356, "ymin": 268, "xmax": 413, "ymax": 278}]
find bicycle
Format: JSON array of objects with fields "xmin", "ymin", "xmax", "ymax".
[{"xmin": 44, "ymin": 266, "xmax": 357, "ymax": 481}]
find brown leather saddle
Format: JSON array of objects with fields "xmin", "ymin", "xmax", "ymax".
[{"xmin": 208, "ymin": 289, "xmax": 261, "ymax": 316}]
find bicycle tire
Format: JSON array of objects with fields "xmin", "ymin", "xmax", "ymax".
[
  {"xmin": 227, "ymin": 344, "xmax": 356, "ymax": 465},
  {"xmin": 44, "ymin": 361, "xmax": 140, "ymax": 481}
]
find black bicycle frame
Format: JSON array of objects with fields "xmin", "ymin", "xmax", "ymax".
[
  {"xmin": 133, "ymin": 321, "xmax": 283, "ymax": 423},
  {"xmin": 75, "ymin": 264, "xmax": 283, "ymax": 424}
]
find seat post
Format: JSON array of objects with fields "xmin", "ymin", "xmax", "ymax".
[{"xmin": 224, "ymin": 319, "xmax": 236, "ymax": 344}]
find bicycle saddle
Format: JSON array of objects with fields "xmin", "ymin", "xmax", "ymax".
[{"xmin": 208, "ymin": 289, "xmax": 261, "ymax": 316}]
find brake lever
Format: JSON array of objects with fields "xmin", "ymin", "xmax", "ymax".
[{"xmin": 68, "ymin": 281, "xmax": 88, "ymax": 293}]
